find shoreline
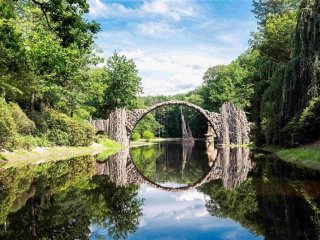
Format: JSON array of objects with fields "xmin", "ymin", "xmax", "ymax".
[
  {"xmin": 130, "ymin": 138, "xmax": 182, "ymax": 148},
  {"xmin": 0, "ymin": 138, "xmax": 123, "ymax": 169},
  {"xmin": 2, "ymin": 137, "xmax": 320, "ymax": 172},
  {"xmin": 256, "ymin": 145, "xmax": 320, "ymax": 171}
]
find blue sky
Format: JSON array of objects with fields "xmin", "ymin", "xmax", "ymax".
[
  {"xmin": 87, "ymin": 0, "xmax": 257, "ymax": 95},
  {"xmin": 90, "ymin": 184, "xmax": 263, "ymax": 240}
]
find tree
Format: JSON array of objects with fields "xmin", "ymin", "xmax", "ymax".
[
  {"xmin": 258, "ymin": 0, "xmax": 320, "ymax": 145},
  {"xmin": 134, "ymin": 113, "xmax": 163, "ymax": 137},
  {"xmin": 202, "ymin": 51, "xmax": 257, "ymax": 112},
  {"xmin": 102, "ymin": 52, "xmax": 143, "ymax": 114},
  {"xmin": 0, "ymin": 0, "xmax": 101, "ymax": 115},
  {"xmin": 28, "ymin": 0, "xmax": 100, "ymax": 48},
  {"xmin": 252, "ymin": 0, "xmax": 299, "ymax": 26}
]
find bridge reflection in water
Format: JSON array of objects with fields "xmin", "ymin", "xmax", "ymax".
[{"xmin": 95, "ymin": 141, "xmax": 254, "ymax": 191}]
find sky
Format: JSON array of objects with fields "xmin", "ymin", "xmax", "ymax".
[
  {"xmin": 90, "ymin": 184, "xmax": 263, "ymax": 240},
  {"xmin": 86, "ymin": 0, "xmax": 257, "ymax": 96}
]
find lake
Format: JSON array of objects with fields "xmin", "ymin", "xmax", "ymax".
[{"xmin": 1, "ymin": 141, "xmax": 320, "ymax": 239}]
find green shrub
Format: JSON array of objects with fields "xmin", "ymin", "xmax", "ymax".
[
  {"xmin": 9, "ymin": 103, "xmax": 36, "ymax": 134},
  {"xmin": 298, "ymin": 97, "xmax": 320, "ymax": 143},
  {"xmin": 142, "ymin": 130, "xmax": 154, "ymax": 142},
  {"xmin": 0, "ymin": 98, "xmax": 18, "ymax": 149},
  {"xmin": 32, "ymin": 109, "xmax": 94, "ymax": 146},
  {"xmin": 12, "ymin": 135, "xmax": 42, "ymax": 150},
  {"xmin": 131, "ymin": 132, "xmax": 141, "ymax": 141},
  {"xmin": 47, "ymin": 129, "xmax": 70, "ymax": 146},
  {"xmin": 281, "ymin": 97, "xmax": 320, "ymax": 146}
]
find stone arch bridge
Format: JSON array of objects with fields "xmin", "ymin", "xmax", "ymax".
[{"xmin": 90, "ymin": 100, "xmax": 250, "ymax": 145}]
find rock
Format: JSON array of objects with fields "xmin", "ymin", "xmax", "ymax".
[
  {"xmin": 220, "ymin": 102, "xmax": 250, "ymax": 145},
  {"xmin": 108, "ymin": 108, "xmax": 129, "ymax": 146}
]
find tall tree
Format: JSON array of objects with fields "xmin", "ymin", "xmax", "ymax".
[{"xmin": 102, "ymin": 52, "xmax": 143, "ymax": 115}]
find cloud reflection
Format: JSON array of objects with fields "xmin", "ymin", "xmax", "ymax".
[{"xmin": 127, "ymin": 184, "xmax": 261, "ymax": 240}]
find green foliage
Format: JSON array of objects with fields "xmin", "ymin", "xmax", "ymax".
[
  {"xmin": 142, "ymin": 130, "xmax": 154, "ymax": 142},
  {"xmin": 281, "ymin": 97, "xmax": 320, "ymax": 146},
  {"xmin": 130, "ymin": 143, "xmax": 210, "ymax": 185},
  {"xmin": 258, "ymin": 0, "xmax": 320, "ymax": 146},
  {"xmin": 131, "ymin": 132, "xmax": 141, "ymax": 141},
  {"xmin": 102, "ymin": 52, "xmax": 143, "ymax": 113},
  {"xmin": 85, "ymin": 67, "xmax": 108, "ymax": 118},
  {"xmin": 0, "ymin": 0, "xmax": 101, "ymax": 117},
  {"xmin": 8, "ymin": 103, "xmax": 35, "ymax": 134},
  {"xmin": 259, "ymin": 11, "xmax": 297, "ymax": 61},
  {"xmin": 130, "ymin": 147, "xmax": 157, "ymax": 178},
  {"xmin": 202, "ymin": 51, "xmax": 258, "ymax": 112},
  {"xmin": 0, "ymin": 155, "xmax": 143, "ymax": 239},
  {"xmin": 252, "ymin": 0, "xmax": 299, "ymax": 26},
  {"xmin": 33, "ymin": 109, "xmax": 94, "ymax": 146},
  {"xmin": 12, "ymin": 134, "xmax": 50, "ymax": 150},
  {"xmin": 299, "ymin": 97, "xmax": 320, "ymax": 139},
  {"xmin": 96, "ymin": 135, "xmax": 123, "ymax": 161},
  {"xmin": 0, "ymin": 98, "xmax": 18, "ymax": 149},
  {"xmin": 134, "ymin": 113, "xmax": 162, "ymax": 137},
  {"xmin": 199, "ymin": 178, "xmax": 263, "ymax": 236}
]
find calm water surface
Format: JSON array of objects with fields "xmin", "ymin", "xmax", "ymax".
[{"xmin": 1, "ymin": 141, "xmax": 320, "ymax": 240}]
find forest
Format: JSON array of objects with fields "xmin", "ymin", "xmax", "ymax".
[{"xmin": 0, "ymin": 0, "xmax": 319, "ymax": 151}]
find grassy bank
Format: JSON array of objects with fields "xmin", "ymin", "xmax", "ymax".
[
  {"xmin": 262, "ymin": 145, "xmax": 320, "ymax": 171},
  {"xmin": 0, "ymin": 137, "xmax": 122, "ymax": 169}
]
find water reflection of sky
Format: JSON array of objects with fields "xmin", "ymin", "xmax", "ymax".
[{"xmin": 90, "ymin": 184, "xmax": 263, "ymax": 240}]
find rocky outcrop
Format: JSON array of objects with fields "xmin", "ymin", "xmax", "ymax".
[
  {"xmin": 108, "ymin": 108, "xmax": 129, "ymax": 146},
  {"xmin": 89, "ymin": 119, "xmax": 109, "ymax": 133},
  {"xmin": 219, "ymin": 102, "xmax": 250, "ymax": 145}
]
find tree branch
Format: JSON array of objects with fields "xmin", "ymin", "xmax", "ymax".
[{"xmin": 31, "ymin": 0, "xmax": 57, "ymax": 34}]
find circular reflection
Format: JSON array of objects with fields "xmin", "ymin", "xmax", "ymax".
[
  {"xmin": 129, "ymin": 140, "xmax": 217, "ymax": 191},
  {"xmin": 95, "ymin": 144, "xmax": 253, "ymax": 191}
]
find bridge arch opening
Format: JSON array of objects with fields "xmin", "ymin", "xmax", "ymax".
[{"xmin": 128, "ymin": 101, "xmax": 220, "ymax": 143}]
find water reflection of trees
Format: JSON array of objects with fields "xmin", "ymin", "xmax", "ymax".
[
  {"xmin": 130, "ymin": 142, "xmax": 211, "ymax": 185},
  {"xmin": 0, "ymin": 156, "xmax": 143, "ymax": 240},
  {"xmin": 199, "ymin": 152, "xmax": 320, "ymax": 240}
]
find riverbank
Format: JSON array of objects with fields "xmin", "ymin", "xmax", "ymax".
[
  {"xmin": 0, "ymin": 137, "xmax": 122, "ymax": 169},
  {"xmin": 130, "ymin": 138, "xmax": 182, "ymax": 147},
  {"xmin": 261, "ymin": 145, "xmax": 320, "ymax": 171}
]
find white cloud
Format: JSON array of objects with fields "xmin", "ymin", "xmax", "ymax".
[
  {"xmin": 116, "ymin": 48, "xmax": 230, "ymax": 95},
  {"xmin": 217, "ymin": 33, "xmax": 238, "ymax": 44},
  {"xmin": 141, "ymin": 0, "xmax": 195, "ymax": 21},
  {"xmin": 87, "ymin": 0, "xmax": 135, "ymax": 18},
  {"xmin": 119, "ymin": 49, "xmax": 144, "ymax": 60},
  {"xmin": 87, "ymin": 0, "xmax": 109, "ymax": 18},
  {"xmin": 175, "ymin": 190, "xmax": 209, "ymax": 202},
  {"xmin": 91, "ymin": 1, "xmax": 257, "ymax": 96},
  {"xmin": 88, "ymin": 0, "xmax": 196, "ymax": 21},
  {"xmin": 136, "ymin": 22, "xmax": 176, "ymax": 37}
]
